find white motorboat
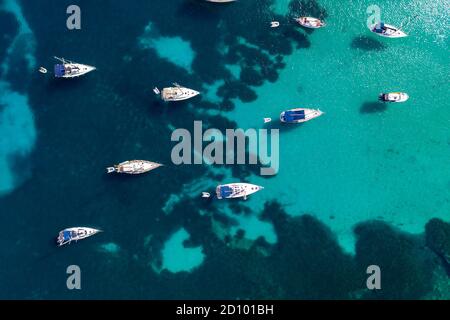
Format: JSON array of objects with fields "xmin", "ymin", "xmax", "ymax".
[
  {"xmin": 209, "ymin": 183, "xmax": 264, "ymax": 200},
  {"xmin": 57, "ymin": 227, "xmax": 101, "ymax": 246},
  {"xmin": 379, "ymin": 92, "xmax": 409, "ymax": 103},
  {"xmin": 271, "ymin": 21, "xmax": 280, "ymax": 28},
  {"xmin": 370, "ymin": 22, "xmax": 407, "ymax": 38},
  {"xmin": 153, "ymin": 83, "xmax": 200, "ymax": 102},
  {"xmin": 280, "ymin": 108, "xmax": 324, "ymax": 123},
  {"xmin": 53, "ymin": 56, "xmax": 96, "ymax": 78},
  {"xmin": 295, "ymin": 17, "xmax": 325, "ymax": 29},
  {"xmin": 106, "ymin": 160, "xmax": 162, "ymax": 175}
]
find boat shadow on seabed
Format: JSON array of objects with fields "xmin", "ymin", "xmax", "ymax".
[
  {"xmin": 359, "ymin": 101, "xmax": 388, "ymax": 114},
  {"xmin": 44, "ymin": 75, "xmax": 86, "ymax": 92},
  {"xmin": 263, "ymin": 119, "xmax": 306, "ymax": 133}
]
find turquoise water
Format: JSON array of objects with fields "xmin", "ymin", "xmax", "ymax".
[
  {"xmin": 219, "ymin": 0, "xmax": 450, "ymax": 251},
  {"xmin": 139, "ymin": 22, "xmax": 196, "ymax": 73},
  {"xmin": 160, "ymin": 228, "xmax": 205, "ymax": 273},
  {"xmin": 0, "ymin": 0, "xmax": 36, "ymax": 195},
  {"xmin": 0, "ymin": 0, "xmax": 449, "ymax": 299}
]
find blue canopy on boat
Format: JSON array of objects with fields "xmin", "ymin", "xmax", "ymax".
[
  {"xmin": 284, "ymin": 110, "xmax": 305, "ymax": 122},
  {"xmin": 63, "ymin": 230, "xmax": 72, "ymax": 241},
  {"xmin": 375, "ymin": 22, "xmax": 385, "ymax": 33},
  {"xmin": 219, "ymin": 186, "xmax": 233, "ymax": 199},
  {"xmin": 54, "ymin": 64, "xmax": 65, "ymax": 77}
]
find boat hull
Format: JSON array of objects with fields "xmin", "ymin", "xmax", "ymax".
[
  {"xmin": 57, "ymin": 227, "xmax": 101, "ymax": 246},
  {"xmin": 296, "ymin": 17, "xmax": 325, "ymax": 29},
  {"xmin": 280, "ymin": 108, "xmax": 324, "ymax": 123},
  {"xmin": 379, "ymin": 92, "xmax": 409, "ymax": 103},
  {"xmin": 370, "ymin": 23, "xmax": 407, "ymax": 38},
  {"xmin": 161, "ymin": 87, "xmax": 200, "ymax": 102},
  {"xmin": 108, "ymin": 160, "xmax": 162, "ymax": 175},
  {"xmin": 56, "ymin": 63, "xmax": 96, "ymax": 78},
  {"xmin": 216, "ymin": 183, "xmax": 263, "ymax": 200}
]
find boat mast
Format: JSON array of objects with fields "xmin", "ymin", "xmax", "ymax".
[
  {"xmin": 398, "ymin": 14, "xmax": 417, "ymax": 32},
  {"xmin": 54, "ymin": 56, "xmax": 72, "ymax": 64}
]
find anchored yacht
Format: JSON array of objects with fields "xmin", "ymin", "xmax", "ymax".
[
  {"xmin": 106, "ymin": 160, "xmax": 162, "ymax": 175},
  {"xmin": 379, "ymin": 92, "xmax": 409, "ymax": 103},
  {"xmin": 280, "ymin": 108, "xmax": 324, "ymax": 123},
  {"xmin": 203, "ymin": 183, "xmax": 264, "ymax": 200},
  {"xmin": 370, "ymin": 22, "xmax": 407, "ymax": 38},
  {"xmin": 53, "ymin": 56, "xmax": 96, "ymax": 78},
  {"xmin": 57, "ymin": 227, "xmax": 101, "ymax": 247},
  {"xmin": 295, "ymin": 17, "xmax": 325, "ymax": 29},
  {"xmin": 153, "ymin": 83, "xmax": 200, "ymax": 102}
]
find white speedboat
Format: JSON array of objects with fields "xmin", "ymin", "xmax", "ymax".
[
  {"xmin": 295, "ymin": 17, "xmax": 325, "ymax": 29},
  {"xmin": 53, "ymin": 56, "xmax": 96, "ymax": 78},
  {"xmin": 153, "ymin": 83, "xmax": 200, "ymax": 102},
  {"xmin": 106, "ymin": 160, "xmax": 162, "ymax": 175},
  {"xmin": 215, "ymin": 183, "xmax": 264, "ymax": 200},
  {"xmin": 280, "ymin": 108, "xmax": 324, "ymax": 123},
  {"xmin": 370, "ymin": 22, "xmax": 407, "ymax": 38},
  {"xmin": 57, "ymin": 227, "xmax": 101, "ymax": 246},
  {"xmin": 379, "ymin": 92, "xmax": 409, "ymax": 103}
]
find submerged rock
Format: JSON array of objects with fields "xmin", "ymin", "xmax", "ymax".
[{"xmin": 425, "ymin": 218, "xmax": 450, "ymax": 266}]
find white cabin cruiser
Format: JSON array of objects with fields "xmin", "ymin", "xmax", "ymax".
[
  {"xmin": 295, "ymin": 17, "xmax": 325, "ymax": 29},
  {"xmin": 379, "ymin": 92, "xmax": 409, "ymax": 103},
  {"xmin": 214, "ymin": 183, "xmax": 264, "ymax": 200},
  {"xmin": 53, "ymin": 56, "xmax": 96, "ymax": 78},
  {"xmin": 153, "ymin": 83, "xmax": 200, "ymax": 102},
  {"xmin": 370, "ymin": 22, "xmax": 407, "ymax": 38},
  {"xmin": 106, "ymin": 160, "xmax": 162, "ymax": 175},
  {"xmin": 280, "ymin": 108, "xmax": 324, "ymax": 123},
  {"xmin": 57, "ymin": 227, "xmax": 101, "ymax": 246}
]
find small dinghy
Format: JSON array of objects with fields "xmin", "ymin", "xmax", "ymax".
[
  {"xmin": 107, "ymin": 160, "xmax": 162, "ymax": 175},
  {"xmin": 39, "ymin": 67, "xmax": 47, "ymax": 74},
  {"xmin": 280, "ymin": 108, "xmax": 324, "ymax": 123},
  {"xmin": 271, "ymin": 21, "xmax": 280, "ymax": 28},
  {"xmin": 370, "ymin": 22, "xmax": 407, "ymax": 38},
  {"xmin": 295, "ymin": 17, "xmax": 325, "ymax": 29},
  {"xmin": 264, "ymin": 118, "xmax": 272, "ymax": 123},
  {"xmin": 379, "ymin": 92, "xmax": 409, "ymax": 103}
]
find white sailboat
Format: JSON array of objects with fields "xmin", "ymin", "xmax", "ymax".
[
  {"xmin": 53, "ymin": 56, "xmax": 96, "ymax": 78},
  {"xmin": 295, "ymin": 17, "xmax": 326, "ymax": 29},
  {"xmin": 203, "ymin": 183, "xmax": 264, "ymax": 200},
  {"xmin": 370, "ymin": 22, "xmax": 407, "ymax": 38},
  {"xmin": 106, "ymin": 160, "xmax": 162, "ymax": 175},
  {"xmin": 280, "ymin": 108, "xmax": 324, "ymax": 123},
  {"xmin": 57, "ymin": 227, "xmax": 101, "ymax": 246},
  {"xmin": 153, "ymin": 83, "xmax": 200, "ymax": 102}
]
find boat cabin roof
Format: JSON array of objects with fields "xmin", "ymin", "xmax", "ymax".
[
  {"xmin": 55, "ymin": 64, "xmax": 65, "ymax": 77},
  {"xmin": 62, "ymin": 230, "xmax": 72, "ymax": 241},
  {"xmin": 219, "ymin": 186, "xmax": 233, "ymax": 198},
  {"xmin": 284, "ymin": 110, "xmax": 306, "ymax": 121}
]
